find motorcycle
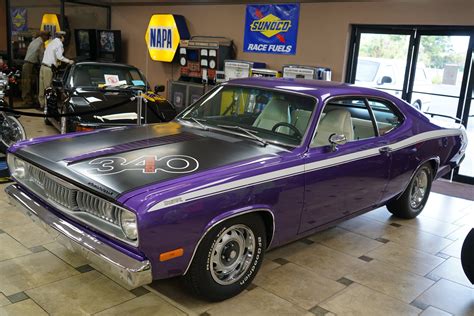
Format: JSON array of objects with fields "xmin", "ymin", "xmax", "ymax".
[
  {"xmin": 0, "ymin": 104, "xmax": 26, "ymax": 153},
  {"xmin": 0, "ymin": 69, "xmax": 27, "ymax": 181}
]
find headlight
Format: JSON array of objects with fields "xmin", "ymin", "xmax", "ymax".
[
  {"xmin": 120, "ymin": 209, "xmax": 138, "ymax": 240},
  {"xmin": 7, "ymin": 154, "xmax": 27, "ymax": 180}
]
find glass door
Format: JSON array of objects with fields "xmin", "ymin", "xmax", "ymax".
[
  {"xmin": 346, "ymin": 26, "xmax": 474, "ymax": 184},
  {"xmin": 457, "ymin": 50, "xmax": 473, "ymax": 181},
  {"xmin": 353, "ymin": 32, "xmax": 412, "ymax": 99},
  {"xmin": 409, "ymin": 34, "xmax": 473, "ymax": 183},
  {"xmin": 409, "ymin": 35, "xmax": 470, "ymax": 117}
]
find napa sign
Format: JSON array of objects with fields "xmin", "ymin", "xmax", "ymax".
[
  {"xmin": 40, "ymin": 14, "xmax": 61, "ymax": 46},
  {"xmin": 244, "ymin": 4, "xmax": 300, "ymax": 55},
  {"xmin": 145, "ymin": 14, "xmax": 190, "ymax": 62}
]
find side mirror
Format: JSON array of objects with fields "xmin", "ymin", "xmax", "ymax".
[
  {"xmin": 154, "ymin": 85, "xmax": 165, "ymax": 93},
  {"xmin": 52, "ymin": 78, "xmax": 63, "ymax": 88},
  {"xmin": 329, "ymin": 133, "xmax": 347, "ymax": 151},
  {"xmin": 379, "ymin": 76, "xmax": 393, "ymax": 85}
]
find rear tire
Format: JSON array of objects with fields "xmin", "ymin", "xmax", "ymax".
[
  {"xmin": 387, "ymin": 163, "xmax": 432, "ymax": 219},
  {"xmin": 183, "ymin": 213, "xmax": 266, "ymax": 301}
]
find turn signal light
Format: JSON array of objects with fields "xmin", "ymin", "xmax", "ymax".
[
  {"xmin": 76, "ymin": 125, "xmax": 95, "ymax": 132},
  {"xmin": 159, "ymin": 248, "xmax": 184, "ymax": 262}
]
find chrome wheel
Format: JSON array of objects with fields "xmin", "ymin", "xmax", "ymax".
[
  {"xmin": 210, "ymin": 224, "xmax": 255, "ymax": 285},
  {"xmin": 409, "ymin": 169, "xmax": 429, "ymax": 208}
]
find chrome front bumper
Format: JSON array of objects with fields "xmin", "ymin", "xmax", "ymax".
[{"xmin": 5, "ymin": 184, "xmax": 153, "ymax": 288}]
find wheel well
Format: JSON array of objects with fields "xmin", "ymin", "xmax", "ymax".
[
  {"xmin": 426, "ymin": 158, "xmax": 439, "ymax": 176},
  {"xmin": 255, "ymin": 211, "xmax": 275, "ymax": 249}
]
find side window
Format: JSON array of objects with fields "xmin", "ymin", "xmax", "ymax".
[
  {"xmin": 311, "ymin": 97, "xmax": 376, "ymax": 147},
  {"xmin": 367, "ymin": 99, "xmax": 403, "ymax": 136}
]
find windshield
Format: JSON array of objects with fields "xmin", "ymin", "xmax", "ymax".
[
  {"xmin": 179, "ymin": 85, "xmax": 317, "ymax": 146},
  {"xmin": 70, "ymin": 64, "xmax": 146, "ymax": 89},
  {"xmin": 355, "ymin": 60, "xmax": 380, "ymax": 82}
]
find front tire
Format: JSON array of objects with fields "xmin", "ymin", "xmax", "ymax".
[
  {"xmin": 387, "ymin": 163, "xmax": 433, "ymax": 219},
  {"xmin": 183, "ymin": 213, "xmax": 266, "ymax": 301}
]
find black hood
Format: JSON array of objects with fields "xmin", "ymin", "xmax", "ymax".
[
  {"xmin": 15, "ymin": 123, "xmax": 283, "ymax": 199},
  {"xmin": 70, "ymin": 89, "xmax": 176, "ymax": 125}
]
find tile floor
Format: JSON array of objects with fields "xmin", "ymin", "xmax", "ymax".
[{"xmin": 0, "ymin": 114, "xmax": 472, "ymax": 315}]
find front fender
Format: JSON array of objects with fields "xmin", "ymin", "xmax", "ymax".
[{"xmin": 182, "ymin": 205, "xmax": 276, "ymax": 276}]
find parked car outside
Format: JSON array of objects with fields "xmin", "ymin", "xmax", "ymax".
[
  {"xmin": 355, "ymin": 57, "xmax": 432, "ymax": 111},
  {"xmin": 6, "ymin": 78, "xmax": 467, "ymax": 301},
  {"xmin": 45, "ymin": 62, "xmax": 177, "ymax": 134}
]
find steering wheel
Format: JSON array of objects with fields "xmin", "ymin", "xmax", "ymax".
[{"xmin": 271, "ymin": 122, "xmax": 303, "ymax": 139}]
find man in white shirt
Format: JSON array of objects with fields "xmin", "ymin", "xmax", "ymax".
[
  {"xmin": 38, "ymin": 31, "xmax": 73, "ymax": 108},
  {"xmin": 21, "ymin": 31, "xmax": 50, "ymax": 105}
]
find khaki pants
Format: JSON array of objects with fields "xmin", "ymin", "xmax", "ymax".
[
  {"xmin": 39, "ymin": 65, "xmax": 53, "ymax": 108},
  {"xmin": 21, "ymin": 62, "xmax": 39, "ymax": 105}
]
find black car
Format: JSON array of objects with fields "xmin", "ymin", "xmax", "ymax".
[{"xmin": 45, "ymin": 62, "xmax": 177, "ymax": 133}]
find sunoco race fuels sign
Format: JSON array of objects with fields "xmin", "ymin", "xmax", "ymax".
[{"xmin": 244, "ymin": 4, "xmax": 299, "ymax": 55}]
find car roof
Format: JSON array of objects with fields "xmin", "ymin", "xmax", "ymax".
[
  {"xmin": 74, "ymin": 61, "xmax": 138, "ymax": 69},
  {"xmin": 225, "ymin": 77, "xmax": 398, "ymax": 101}
]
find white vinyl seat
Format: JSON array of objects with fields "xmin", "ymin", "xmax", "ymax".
[
  {"xmin": 312, "ymin": 109, "xmax": 354, "ymax": 147},
  {"xmin": 291, "ymin": 109, "xmax": 312, "ymax": 135},
  {"xmin": 253, "ymin": 99, "xmax": 291, "ymax": 134}
]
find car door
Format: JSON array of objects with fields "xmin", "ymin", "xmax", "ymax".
[{"xmin": 299, "ymin": 96, "xmax": 392, "ymax": 233}]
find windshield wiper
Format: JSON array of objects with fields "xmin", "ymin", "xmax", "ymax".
[
  {"xmin": 181, "ymin": 117, "xmax": 209, "ymax": 131},
  {"xmin": 217, "ymin": 124, "xmax": 267, "ymax": 146}
]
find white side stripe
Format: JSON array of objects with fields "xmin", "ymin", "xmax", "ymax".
[{"xmin": 148, "ymin": 129, "xmax": 462, "ymax": 212}]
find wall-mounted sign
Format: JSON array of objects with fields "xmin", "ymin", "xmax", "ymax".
[
  {"xmin": 40, "ymin": 13, "xmax": 61, "ymax": 45},
  {"xmin": 11, "ymin": 8, "xmax": 27, "ymax": 33},
  {"xmin": 244, "ymin": 4, "xmax": 300, "ymax": 55},
  {"xmin": 145, "ymin": 14, "xmax": 190, "ymax": 62}
]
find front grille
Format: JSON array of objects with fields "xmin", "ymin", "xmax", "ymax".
[
  {"xmin": 43, "ymin": 176, "xmax": 78, "ymax": 209},
  {"xmin": 76, "ymin": 191, "xmax": 121, "ymax": 223},
  {"xmin": 26, "ymin": 164, "xmax": 121, "ymax": 225}
]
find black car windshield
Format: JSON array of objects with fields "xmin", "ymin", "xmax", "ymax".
[
  {"xmin": 179, "ymin": 85, "xmax": 317, "ymax": 146},
  {"xmin": 70, "ymin": 64, "xmax": 146, "ymax": 89}
]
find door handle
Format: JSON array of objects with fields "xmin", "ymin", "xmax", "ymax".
[{"xmin": 379, "ymin": 146, "xmax": 393, "ymax": 154}]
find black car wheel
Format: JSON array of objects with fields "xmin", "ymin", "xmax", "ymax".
[
  {"xmin": 184, "ymin": 213, "xmax": 266, "ymax": 301},
  {"xmin": 387, "ymin": 163, "xmax": 433, "ymax": 219},
  {"xmin": 461, "ymin": 229, "xmax": 474, "ymax": 284}
]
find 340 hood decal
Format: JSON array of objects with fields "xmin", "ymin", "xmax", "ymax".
[{"xmin": 87, "ymin": 155, "xmax": 199, "ymax": 175}]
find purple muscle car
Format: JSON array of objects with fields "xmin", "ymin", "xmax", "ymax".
[{"xmin": 6, "ymin": 78, "xmax": 468, "ymax": 301}]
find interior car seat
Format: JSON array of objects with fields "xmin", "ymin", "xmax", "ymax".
[
  {"xmin": 253, "ymin": 99, "xmax": 291, "ymax": 134},
  {"xmin": 312, "ymin": 109, "xmax": 354, "ymax": 147},
  {"xmin": 291, "ymin": 109, "xmax": 312, "ymax": 135}
]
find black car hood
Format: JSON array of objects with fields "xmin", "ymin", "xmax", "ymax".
[
  {"xmin": 71, "ymin": 89, "xmax": 174, "ymax": 124},
  {"xmin": 15, "ymin": 123, "xmax": 283, "ymax": 199}
]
